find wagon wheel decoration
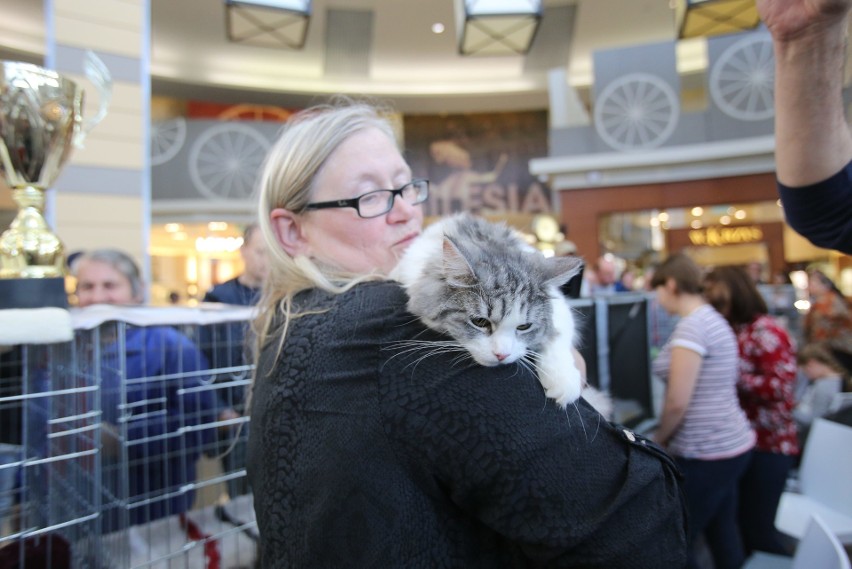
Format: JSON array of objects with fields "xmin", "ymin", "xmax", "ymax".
[
  {"xmin": 189, "ymin": 123, "xmax": 270, "ymax": 201},
  {"xmin": 150, "ymin": 117, "xmax": 187, "ymax": 166},
  {"xmin": 218, "ymin": 104, "xmax": 294, "ymax": 122},
  {"xmin": 710, "ymin": 35, "xmax": 775, "ymax": 121},
  {"xmin": 593, "ymin": 73, "xmax": 679, "ymax": 151}
]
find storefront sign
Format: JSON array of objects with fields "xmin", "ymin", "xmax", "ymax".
[{"xmin": 688, "ymin": 225, "xmax": 763, "ymax": 246}]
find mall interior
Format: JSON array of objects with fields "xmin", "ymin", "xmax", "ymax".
[
  {"xmin": 1, "ymin": 0, "xmax": 851, "ymax": 567},
  {"xmin": 1, "ymin": 0, "xmax": 849, "ymax": 305}
]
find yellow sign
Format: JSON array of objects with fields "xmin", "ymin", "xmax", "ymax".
[{"xmin": 689, "ymin": 226, "xmax": 763, "ymax": 247}]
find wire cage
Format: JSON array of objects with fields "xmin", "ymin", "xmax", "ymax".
[{"xmin": 0, "ymin": 305, "xmax": 257, "ymax": 569}]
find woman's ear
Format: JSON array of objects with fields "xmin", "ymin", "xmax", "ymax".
[
  {"xmin": 270, "ymin": 208, "xmax": 309, "ymax": 257},
  {"xmin": 665, "ymin": 276, "xmax": 678, "ymax": 295}
]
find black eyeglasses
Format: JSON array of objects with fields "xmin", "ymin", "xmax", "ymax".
[{"xmin": 304, "ymin": 179, "xmax": 429, "ymax": 219}]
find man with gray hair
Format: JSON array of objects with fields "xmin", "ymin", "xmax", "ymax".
[
  {"xmin": 201, "ymin": 223, "xmax": 268, "ymax": 498},
  {"xmin": 69, "ymin": 249, "xmax": 218, "ymax": 527}
]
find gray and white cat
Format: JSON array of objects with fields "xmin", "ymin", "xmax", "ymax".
[{"xmin": 392, "ymin": 213, "xmax": 610, "ymax": 415}]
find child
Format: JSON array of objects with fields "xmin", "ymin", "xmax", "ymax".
[{"xmin": 794, "ymin": 344, "xmax": 846, "ymax": 447}]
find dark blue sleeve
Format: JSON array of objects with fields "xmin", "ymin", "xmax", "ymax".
[
  {"xmin": 124, "ymin": 328, "xmax": 217, "ymax": 461},
  {"xmin": 778, "ymin": 161, "xmax": 852, "ymax": 254},
  {"xmin": 161, "ymin": 329, "xmax": 218, "ymax": 451}
]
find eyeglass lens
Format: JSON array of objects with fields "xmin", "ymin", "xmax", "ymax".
[{"xmin": 359, "ymin": 180, "xmax": 428, "ymax": 217}]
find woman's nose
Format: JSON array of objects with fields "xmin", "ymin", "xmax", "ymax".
[{"xmin": 387, "ymin": 192, "xmax": 418, "ymax": 222}]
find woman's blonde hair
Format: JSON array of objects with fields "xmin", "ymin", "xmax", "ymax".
[{"xmin": 252, "ymin": 97, "xmax": 398, "ymax": 382}]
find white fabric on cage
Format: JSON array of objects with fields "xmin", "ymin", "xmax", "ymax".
[
  {"xmin": 0, "ymin": 307, "xmax": 73, "ymax": 345},
  {"xmin": 70, "ymin": 303, "xmax": 256, "ymax": 330}
]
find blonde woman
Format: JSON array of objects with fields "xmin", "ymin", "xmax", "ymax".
[{"xmin": 245, "ymin": 99, "xmax": 688, "ymax": 568}]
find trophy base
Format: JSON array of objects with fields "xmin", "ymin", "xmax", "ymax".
[{"xmin": 0, "ymin": 277, "xmax": 68, "ymax": 310}]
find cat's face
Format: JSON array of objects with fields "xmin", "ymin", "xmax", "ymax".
[
  {"xmin": 446, "ymin": 289, "xmax": 555, "ymax": 367},
  {"xmin": 401, "ymin": 215, "xmax": 582, "ymax": 369}
]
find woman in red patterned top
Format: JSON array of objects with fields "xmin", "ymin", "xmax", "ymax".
[{"xmin": 704, "ymin": 266, "xmax": 798, "ymax": 556}]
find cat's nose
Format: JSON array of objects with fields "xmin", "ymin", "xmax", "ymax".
[{"xmin": 494, "ymin": 352, "xmax": 509, "ymax": 362}]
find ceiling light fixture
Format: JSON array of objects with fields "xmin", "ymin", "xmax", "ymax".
[
  {"xmin": 455, "ymin": 0, "xmax": 542, "ymax": 56},
  {"xmin": 673, "ymin": 0, "xmax": 760, "ymax": 40},
  {"xmin": 432, "ymin": 22, "xmax": 446, "ymax": 34},
  {"xmin": 225, "ymin": 0, "xmax": 311, "ymax": 49}
]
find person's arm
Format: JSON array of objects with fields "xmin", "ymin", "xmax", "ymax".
[
  {"xmin": 163, "ymin": 330, "xmax": 218, "ymax": 449},
  {"xmin": 758, "ymin": 0, "xmax": 852, "ymax": 186},
  {"xmin": 793, "ymin": 385, "xmax": 817, "ymax": 425},
  {"xmin": 572, "ymin": 347, "xmax": 587, "ymax": 379},
  {"xmin": 654, "ymin": 346, "xmax": 702, "ymax": 446}
]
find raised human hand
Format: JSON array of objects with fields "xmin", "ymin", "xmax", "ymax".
[{"xmin": 756, "ymin": 0, "xmax": 852, "ymax": 41}]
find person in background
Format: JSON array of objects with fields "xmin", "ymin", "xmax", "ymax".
[
  {"xmin": 586, "ymin": 253, "xmax": 628, "ymax": 296},
  {"xmin": 794, "ymin": 343, "xmax": 846, "ymax": 447},
  {"xmin": 204, "ymin": 223, "xmax": 268, "ymax": 308},
  {"xmin": 803, "ymin": 268, "xmax": 852, "ymax": 374},
  {"xmin": 246, "ymin": 99, "xmax": 688, "ymax": 567},
  {"xmin": 703, "ymin": 266, "xmax": 799, "ymax": 557},
  {"xmin": 756, "ymin": 0, "xmax": 852, "ymax": 253},
  {"xmin": 201, "ymin": 222, "xmax": 268, "ymax": 499},
  {"xmin": 651, "ymin": 253, "xmax": 755, "ymax": 569},
  {"xmin": 745, "ymin": 261, "xmax": 766, "ymax": 285},
  {"xmin": 71, "ymin": 249, "xmax": 217, "ymax": 528},
  {"xmin": 644, "ymin": 263, "xmax": 679, "ymax": 357}
]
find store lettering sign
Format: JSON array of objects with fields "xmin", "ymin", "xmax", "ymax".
[{"xmin": 689, "ymin": 226, "xmax": 763, "ymax": 246}]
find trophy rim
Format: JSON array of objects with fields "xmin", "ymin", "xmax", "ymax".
[{"xmin": 0, "ymin": 60, "xmax": 81, "ymax": 92}]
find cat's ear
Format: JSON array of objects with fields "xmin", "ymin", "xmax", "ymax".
[
  {"xmin": 442, "ymin": 235, "xmax": 476, "ymax": 286},
  {"xmin": 542, "ymin": 255, "xmax": 585, "ymax": 288},
  {"xmin": 270, "ymin": 208, "xmax": 309, "ymax": 257}
]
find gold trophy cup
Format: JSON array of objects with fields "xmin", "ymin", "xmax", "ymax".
[{"xmin": 0, "ymin": 53, "xmax": 111, "ymax": 308}]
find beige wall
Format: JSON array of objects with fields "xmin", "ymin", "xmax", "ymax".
[
  {"xmin": 55, "ymin": 193, "xmax": 145, "ymax": 265},
  {"xmin": 52, "ymin": 0, "xmax": 148, "ymax": 266}
]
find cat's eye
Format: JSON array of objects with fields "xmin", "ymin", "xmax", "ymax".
[
  {"xmin": 516, "ymin": 323, "xmax": 532, "ymax": 331},
  {"xmin": 470, "ymin": 317, "xmax": 490, "ymax": 330}
]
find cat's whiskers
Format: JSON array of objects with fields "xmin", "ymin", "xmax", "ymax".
[
  {"xmin": 521, "ymin": 351, "xmax": 545, "ymax": 376},
  {"xmin": 384, "ymin": 339, "xmax": 473, "ymax": 373},
  {"xmin": 516, "ymin": 358, "xmax": 537, "ymax": 378},
  {"xmin": 394, "ymin": 314, "xmax": 430, "ymax": 329}
]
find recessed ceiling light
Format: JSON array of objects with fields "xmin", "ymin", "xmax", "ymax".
[{"xmin": 432, "ymin": 22, "xmax": 445, "ymax": 34}]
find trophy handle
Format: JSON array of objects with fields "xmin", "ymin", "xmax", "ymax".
[{"xmin": 74, "ymin": 50, "xmax": 113, "ymax": 148}]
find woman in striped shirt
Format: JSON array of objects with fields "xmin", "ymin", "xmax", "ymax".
[
  {"xmin": 704, "ymin": 266, "xmax": 799, "ymax": 557},
  {"xmin": 652, "ymin": 254, "xmax": 756, "ymax": 569}
]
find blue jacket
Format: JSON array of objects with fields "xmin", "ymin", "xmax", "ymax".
[
  {"xmin": 101, "ymin": 325, "xmax": 217, "ymax": 526},
  {"xmin": 27, "ymin": 325, "xmax": 217, "ymax": 529}
]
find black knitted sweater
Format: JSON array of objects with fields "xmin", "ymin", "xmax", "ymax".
[{"xmin": 247, "ymin": 281, "xmax": 687, "ymax": 568}]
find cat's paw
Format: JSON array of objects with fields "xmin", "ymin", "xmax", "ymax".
[{"xmin": 540, "ymin": 364, "xmax": 584, "ymax": 409}]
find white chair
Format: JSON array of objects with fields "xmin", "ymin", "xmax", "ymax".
[
  {"xmin": 744, "ymin": 514, "xmax": 851, "ymax": 569},
  {"xmin": 775, "ymin": 418, "xmax": 852, "ymax": 543}
]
